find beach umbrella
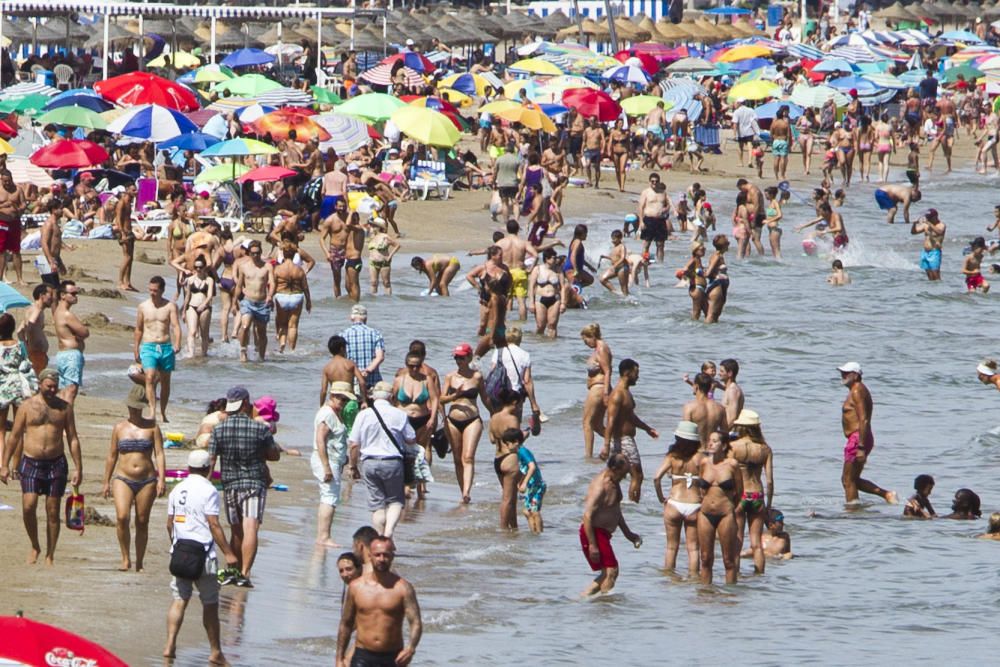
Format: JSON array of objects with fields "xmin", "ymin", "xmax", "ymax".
[
  {"xmin": 812, "ymin": 57, "xmax": 857, "ymax": 73},
  {"xmin": 265, "ymin": 43, "xmax": 304, "ymax": 59},
  {"xmin": 620, "ymin": 94, "xmax": 670, "ymax": 115},
  {"xmin": 0, "ymin": 138, "xmax": 13, "ymax": 154},
  {"xmin": 0, "ymin": 615, "xmax": 129, "ymax": 666},
  {"xmin": 380, "ymin": 51, "xmax": 436, "ymax": 73},
  {"xmin": 37, "ymin": 105, "xmax": 108, "ymax": 130},
  {"xmin": 212, "ymin": 73, "xmax": 281, "ymax": 97},
  {"xmin": 95, "ymin": 72, "xmax": 199, "ymax": 111},
  {"xmin": 30, "ymin": 139, "xmax": 108, "ymax": 168},
  {"xmin": 148, "ymin": 50, "xmax": 201, "ymax": 68},
  {"xmin": 437, "ymin": 89, "xmax": 474, "ymax": 108},
  {"xmin": 666, "ymin": 57, "xmax": 716, "ymax": 74},
  {"xmin": 438, "ymin": 73, "xmax": 491, "ymax": 97},
  {"xmin": 106, "ymin": 104, "xmax": 198, "ymax": 142},
  {"xmin": 0, "ymin": 93, "xmax": 51, "ymax": 116},
  {"xmin": 727, "ymin": 79, "xmax": 780, "ymax": 101},
  {"xmin": 542, "ymin": 75, "xmax": 600, "ymax": 92},
  {"xmin": 898, "ymin": 69, "xmax": 926, "ymax": 86},
  {"xmin": 0, "ymin": 82, "xmax": 58, "ymax": 100},
  {"xmin": 495, "ymin": 105, "xmax": 557, "ymax": 132},
  {"xmin": 222, "ymin": 48, "xmax": 276, "ymax": 68},
  {"xmin": 390, "ymin": 106, "xmax": 461, "ymax": 147},
  {"xmin": 561, "ymin": 88, "xmax": 622, "ymax": 121},
  {"xmin": 727, "ymin": 58, "xmax": 772, "ymax": 73},
  {"xmin": 861, "ymin": 72, "xmax": 908, "ymax": 89},
  {"xmin": 509, "ymin": 58, "xmax": 564, "ymax": 76},
  {"xmin": 194, "ymin": 162, "xmax": 251, "ymax": 184},
  {"xmin": 253, "ymin": 87, "xmax": 314, "ymax": 107},
  {"xmin": 602, "ymin": 64, "xmax": 651, "ymax": 85},
  {"xmin": 359, "ymin": 64, "xmax": 425, "ymax": 88},
  {"xmin": 201, "ymin": 137, "xmax": 278, "ymax": 158},
  {"xmin": 827, "ymin": 75, "xmax": 882, "ymax": 94},
  {"xmin": 315, "ymin": 113, "xmax": 371, "ymax": 154},
  {"xmin": 754, "ymin": 100, "xmax": 804, "ymax": 120},
  {"xmin": 828, "ymin": 32, "xmax": 878, "ymax": 48},
  {"xmin": 717, "ymin": 44, "xmax": 773, "ymax": 62},
  {"xmin": 401, "ymin": 95, "xmax": 462, "ymax": 115},
  {"xmin": 311, "ymin": 86, "xmax": 342, "ymax": 105},
  {"xmin": 339, "ymin": 93, "xmax": 407, "ymax": 122},
  {"xmin": 939, "ymin": 29, "xmax": 983, "ymax": 43},
  {"xmin": 71, "ymin": 168, "xmax": 133, "ymax": 189},
  {"xmin": 0, "ymin": 119, "xmax": 16, "ymax": 138},
  {"xmin": 185, "ymin": 109, "xmax": 220, "ymax": 128},
  {"xmin": 614, "ymin": 50, "xmax": 658, "ymax": 75},
  {"xmin": 501, "ymin": 79, "xmax": 541, "ymax": 101},
  {"xmin": 479, "ymin": 100, "xmax": 521, "ymax": 115},
  {"xmin": 178, "ymin": 64, "xmax": 237, "ymax": 85},
  {"xmin": 237, "ymin": 165, "xmax": 296, "ymax": 183},
  {"xmin": 537, "ymin": 103, "xmax": 570, "ymax": 117},
  {"xmin": 158, "ymin": 131, "xmax": 221, "ymax": 151},
  {"xmin": 941, "ymin": 63, "xmax": 984, "ymax": 83},
  {"xmin": 0, "ymin": 282, "xmax": 31, "ymax": 312},
  {"xmin": 251, "ymin": 109, "xmax": 331, "ymax": 142},
  {"xmin": 44, "ymin": 93, "xmax": 114, "ymax": 113},
  {"xmin": 790, "ymin": 83, "xmax": 849, "ymax": 108},
  {"xmin": 235, "ymin": 103, "xmax": 276, "ymax": 124},
  {"xmin": 704, "ymin": 6, "xmax": 751, "ymax": 14}
]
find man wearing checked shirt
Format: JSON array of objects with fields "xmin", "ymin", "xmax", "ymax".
[{"xmin": 339, "ymin": 304, "xmax": 386, "ymax": 392}]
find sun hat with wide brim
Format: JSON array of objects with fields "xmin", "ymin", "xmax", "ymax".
[
  {"xmin": 328, "ymin": 381, "xmax": 357, "ymax": 401},
  {"xmin": 733, "ymin": 409, "xmax": 761, "ymax": 427},
  {"xmin": 673, "ymin": 420, "xmax": 700, "ymax": 442}
]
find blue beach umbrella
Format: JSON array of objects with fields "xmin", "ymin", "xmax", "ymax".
[
  {"xmin": 813, "ymin": 58, "xmax": 856, "ymax": 74},
  {"xmin": 602, "ymin": 64, "xmax": 651, "ymax": 85},
  {"xmin": 827, "ymin": 75, "xmax": 881, "ymax": 94},
  {"xmin": 221, "ymin": 48, "xmax": 276, "ymax": 69},
  {"xmin": 0, "ymin": 283, "xmax": 30, "ymax": 312},
  {"xmin": 537, "ymin": 103, "xmax": 569, "ymax": 117},
  {"xmin": 754, "ymin": 100, "xmax": 804, "ymax": 120},
  {"xmin": 106, "ymin": 104, "xmax": 198, "ymax": 142},
  {"xmin": 158, "ymin": 131, "xmax": 221, "ymax": 152},
  {"xmin": 44, "ymin": 94, "xmax": 113, "ymax": 113},
  {"xmin": 444, "ymin": 73, "xmax": 482, "ymax": 97},
  {"xmin": 727, "ymin": 58, "xmax": 771, "ymax": 73},
  {"xmin": 704, "ymin": 7, "xmax": 751, "ymax": 15},
  {"xmin": 938, "ymin": 30, "xmax": 983, "ymax": 44}
]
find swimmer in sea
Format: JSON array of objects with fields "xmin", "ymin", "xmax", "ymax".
[
  {"xmin": 827, "ymin": 259, "xmax": 851, "ymax": 286},
  {"xmin": 911, "ymin": 208, "xmax": 945, "ymax": 281},
  {"xmin": 626, "ymin": 252, "xmax": 650, "ymax": 288},
  {"xmin": 598, "ymin": 230, "xmax": 630, "ymax": 296},
  {"xmin": 942, "ymin": 488, "xmax": 982, "ymax": 520},
  {"xmin": 903, "ymin": 474, "xmax": 936, "ymax": 519},
  {"xmin": 760, "ymin": 508, "xmax": 792, "ymax": 559},
  {"xmin": 579, "ymin": 453, "xmax": 642, "ymax": 596},
  {"xmin": 962, "ymin": 237, "xmax": 990, "ymax": 293},
  {"xmin": 976, "ymin": 512, "xmax": 1000, "ymax": 539},
  {"xmin": 976, "ymin": 358, "xmax": 1000, "ymax": 390}
]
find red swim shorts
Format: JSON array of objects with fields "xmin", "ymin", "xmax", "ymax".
[
  {"xmin": 966, "ymin": 274, "xmax": 985, "ymax": 291},
  {"xmin": 579, "ymin": 524, "xmax": 618, "ymax": 571},
  {"xmin": 832, "ymin": 233, "xmax": 849, "ymax": 249},
  {"xmin": 844, "ymin": 430, "xmax": 874, "ymax": 463},
  {"xmin": 0, "ymin": 217, "xmax": 21, "ymax": 253}
]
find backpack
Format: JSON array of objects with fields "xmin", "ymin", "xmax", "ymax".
[{"xmin": 484, "ymin": 347, "xmax": 522, "ymax": 410}]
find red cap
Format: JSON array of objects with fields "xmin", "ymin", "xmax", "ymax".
[
  {"xmin": 849, "ymin": 88, "xmax": 858, "ymax": 97},
  {"xmin": 702, "ymin": 202, "xmax": 712, "ymax": 211},
  {"xmin": 452, "ymin": 343, "xmax": 473, "ymax": 357},
  {"xmin": 80, "ymin": 171, "xmax": 95, "ymax": 181}
]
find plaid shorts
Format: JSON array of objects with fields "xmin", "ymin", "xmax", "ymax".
[
  {"xmin": 18, "ymin": 455, "xmax": 68, "ymax": 497},
  {"xmin": 223, "ymin": 487, "xmax": 267, "ymax": 525}
]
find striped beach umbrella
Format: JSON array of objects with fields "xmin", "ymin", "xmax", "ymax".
[
  {"xmin": 252, "ymin": 87, "xmax": 313, "ymax": 107},
  {"xmin": 790, "ymin": 84, "xmax": 849, "ymax": 108},
  {"xmin": 315, "ymin": 113, "xmax": 371, "ymax": 154},
  {"xmin": 359, "ymin": 64, "xmax": 424, "ymax": 88},
  {"xmin": 0, "ymin": 82, "xmax": 58, "ymax": 100},
  {"xmin": 106, "ymin": 104, "xmax": 198, "ymax": 142},
  {"xmin": 602, "ymin": 64, "xmax": 651, "ymax": 85}
]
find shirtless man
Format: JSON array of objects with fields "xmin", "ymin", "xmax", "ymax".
[
  {"xmin": 38, "ymin": 199, "xmax": 65, "ymax": 287},
  {"xmin": 321, "ymin": 334, "xmax": 368, "ymax": 407},
  {"xmin": 600, "ymin": 359, "xmax": 658, "ymax": 503},
  {"xmin": 875, "ymin": 183, "xmax": 921, "ymax": 225},
  {"xmin": 719, "ymin": 359, "xmax": 745, "ymax": 426},
  {"xmin": 644, "ymin": 101, "xmax": 666, "ymax": 146},
  {"xmin": 336, "ymin": 536, "xmax": 422, "ymax": 667},
  {"xmin": 495, "ymin": 219, "xmax": 537, "ymax": 321},
  {"xmin": 233, "ymin": 240, "xmax": 276, "ymax": 362},
  {"xmin": 838, "ymin": 362, "xmax": 896, "ymax": 505},
  {"xmin": 582, "ymin": 117, "xmax": 606, "ymax": 189},
  {"xmin": 52, "ymin": 281, "xmax": 88, "ymax": 405},
  {"xmin": 769, "ymin": 107, "xmax": 792, "ymax": 181},
  {"xmin": 0, "ymin": 169, "xmax": 26, "ymax": 284},
  {"xmin": 681, "ymin": 372, "xmax": 728, "ymax": 448},
  {"xmin": 342, "ymin": 51, "xmax": 358, "ymax": 97},
  {"xmin": 579, "ymin": 453, "xmax": 642, "ymax": 596},
  {"xmin": 343, "ymin": 209, "xmax": 365, "ymax": 303},
  {"xmin": 540, "ymin": 137, "xmax": 567, "ymax": 206},
  {"xmin": 0, "ymin": 368, "xmax": 81, "ymax": 565},
  {"xmin": 134, "ymin": 276, "xmax": 181, "ymax": 421},
  {"xmin": 598, "ymin": 230, "xmax": 629, "ymax": 296},
  {"xmin": 797, "ymin": 203, "xmax": 848, "ymax": 251},
  {"xmin": 19, "ymin": 284, "xmax": 54, "ymax": 375},
  {"xmin": 319, "ymin": 159, "xmax": 347, "ymax": 229},
  {"xmin": 318, "ymin": 197, "xmax": 354, "ymax": 299},
  {"xmin": 930, "ymin": 91, "xmax": 957, "ymax": 173},
  {"xmin": 963, "ymin": 236, "xmax": 990, "ymax": 293},
  {"xmin": 911, "ymin": 208, "xmax": 945, "ymax": 281},
  {"xmin": 114, "ymin": 183, "xmax": 137, "ymax": 291},
  {"xmin": 637, "ymin": 172, "xmax": 671, "ymax": 263},
  {"xmin": 737, "ymin": 178, "xmax": 766, "ymax": 255},
  {"xmin": 182, "ymin": 220, "xmax": 224, "ymax": 272}
]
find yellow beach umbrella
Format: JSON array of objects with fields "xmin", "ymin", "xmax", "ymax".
[
  {"xmin": 0, "ymin": 138, "xmax": 13, "ymax": 154},
  {"xmin": 479, "ymin": 100, "xmax": 521, "ymax": 115},
  {"xmin": 620, "ymin": 95, "xmax": 671, "ymax": 116},
  {"xmin": 390, "ymin": 106, "xmax": 461, "ymax": 148},
  {"xmin": 727, "ymin": 79, "xmax": 780, "ymax": 102},
  {"xmin": 496, "ymin": 105, "xmax": 557, "ymax": 133},
  {"xmin": 148, "ymin": 50, "xmax": 201, "ymax": 68},
  {"xmin": 717, "ymin": 44, "xmax": 773, "ymax": 63},
  {"xmin": 509, "ymin": 57, "xmax": 563, "ymax": 76},
  {"xmin": 438, "ymin": 88, "xmax": 473, "ymax": 108}
]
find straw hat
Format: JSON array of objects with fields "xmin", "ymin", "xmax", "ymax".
[{"xmin": 733, "ymin": 409, "xmax": 761, "ymax": 427}]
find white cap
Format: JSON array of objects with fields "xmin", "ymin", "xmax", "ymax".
[
  {"xmin": 405, "ymin": 38, "xmax": 415, "ymax": 46},
  {"xmin": 838, "ymin": 361, "xmax": 862, "ymax": 375},
  {"xmin": 188, "ymin": 449, "xmax": 211, "ymax": 468},
  {"xmin": 977, "ymin": 362, "xmax": 996, "ymax": 376}
]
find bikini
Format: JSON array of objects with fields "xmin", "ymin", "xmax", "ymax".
[
  {"xmin": 114, "ymin": 437, "xmax": 158, "ymax": 494},
  {"xmin": 697, "ymin": 477, "xmax": 736, "ymax": 527},
  {"xmin": 706, "ymin": 256, "xmax": 728, "ymax": 294},
  {"xmin": 535, "ymin": 271, "xmax": 560, "ymax": 308},
  {"xmin": 493, "ymin": 450, "xmax": 517, "ymax": 477},
  {"xmin": 220, "ymin": 250, "xmax": 236, "ymax": 291},
  {"xmin": 667, "ymin": 472, "xmax": 702, "ymax": 518},
  {"xmin": 447, "ymin": 386, "xmax": 481, "ymax": 433},
  {"xmin": 398, "ymin": 382, "xmax": 431, "ymax": 430}
]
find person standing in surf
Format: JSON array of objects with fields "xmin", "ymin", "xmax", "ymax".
[
  {"xmin": 911, "ymin": 209, "xmax": 945, "ymax": 281},
  {"xmin": 838, "ymin": 362, "xmax": 897, "ymax": 506}
]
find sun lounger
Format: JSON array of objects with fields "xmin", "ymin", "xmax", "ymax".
[{"xmin": 407, "ymin": 159, "xmax": 452, "ymax": 200}]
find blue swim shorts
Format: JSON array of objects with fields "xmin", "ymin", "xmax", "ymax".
[
  {"xmin": 240, "ymin": 299, "xmax": 271, "ymax": 324},
  {"xmin": 55, "ymin": 349, "xmax": 84, "ymax": 389},
  {"xmin": 771, "ymin": 139, "xmax": 789, "ymax": 157},
  {"xmin": 919, "ymin": 248, "xmax": 942, "ymax": 271},
  {"xmin": 874, "ymin": 189, "xmax": 895, "ymax": 211},
  {"xmin": 139, "ymin": 341, "xmax": 176, "ymax": 372},
  {"xmin": 523, "ymin": 481, "xmax": 547, "ymax": 513}
]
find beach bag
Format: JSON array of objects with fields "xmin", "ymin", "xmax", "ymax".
[
  {"xmin": 372, "ymin": 407, "xmax": 416, "ymax": 486},
  {"xmin": 64, "ymin": 488, "xmax": 85, "ymax": 533},
  {"xmin": 484, "ymin": 348, "xmax": 524, "ymax": 411},
  {"xmin": 430, "ymin": 425, "xmax": 449, "ymax": 459},
  {"xmin": 169, "ymin": 539, "xmax": 207, "ymax": 580}
]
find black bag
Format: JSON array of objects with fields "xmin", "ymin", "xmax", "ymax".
[
  {"xmin": 484, "ymin": 347, "xmax": 525, "ymax": 411},
  {"xmin": 169, "ymin": 539, "xmax": 207, "ymax": 580},
  {"xmin": 430, "ymin": 427, "xmax": 449, "ymax": 459},
  {"xmin": 372, "ymin": 406, "xmax": 417, "ymax": 486}
]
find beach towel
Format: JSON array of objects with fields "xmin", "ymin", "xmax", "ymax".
[{"xmin": 874, "ymin": 188, "xmax": 895, "ymax": 210}]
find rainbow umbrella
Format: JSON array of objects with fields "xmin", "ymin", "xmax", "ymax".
[
  {"xmin": 194, "ymin": 162, "xmax": 251, "ymax": 184},
  {"xmin": 201, "ymin": 137, "xmax": 278, "ymax": 157},
  {"xmin": 251, "ymin": 109, "xmax": 331, "ymax": 142},
  {"xmin": 338, "ymin": 93, "xmax": 407, "ymax": 122},
  {"xmin": 390, "ymin": 106, "xmax": 461, "ymax": 147}
]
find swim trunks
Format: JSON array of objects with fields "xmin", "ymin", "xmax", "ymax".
[
  {"xmin": 328, "ymin": 246, "xmax": 346, "ymax": 272},
  {"xmin": 240, "ymin": 299, "xmax": 271, "ymax": 323},
  {"xmin": 579, "ymin": 523, "xmax": 618, "ymax": 571},
  {"xmin": 498, "ymin": 186, "xmax": 518, "ymax": 200},
  {"xmin": 874, "ymin": 189, "xmax": 896, "ymax": 211},
  {"xmin": 640, "ymin": 216, "xmax": 668, "ymax": 243},
  {"xmin": 18, "ymin": 454, "xmax": 68, "ymax": 497},
  {"xmin": 611, "ymin": 435, "xmax": 641, "ymax": 467},
  {"xmin": 0, "ymin": 218, "xmax": 22, "ymax": 253},
  {"xmin": 345, "ymin": 257, "xmax": 363, "ymax": 272},
  {"xmin": 966, "ymin": 273, "xmax": 985, "ymax": 291},
  {"xmin": 55, "ymin": 349, "xmax": 84, "ymax": 389},
  {"xmin": 350, "ymin": 648, "xmax": 400, "ymax": 667},
  {"xmin": 509, "ymin": 267, "xmax": 528, "ymax": 298},
  {"xmin": 523, "ymin": 480, "xmax": 547, "ymax": 513},
  {"xmin": 906, "ymin": 169, "xmax": 919, "ymax": 185},
  {"xmin": 771, "ymin": 139, "xmax": 789, "ymax": 157},
  {"xmin": 919, "ymin": 248, "xmax": 942, "ymax": 271},
  {"xmin": 583, "ymin": 148, "xmax": 601, "ymax": 163},
  {"xmin": 488, "ymin": 145, "xmax": 505, "ymax": 159},
  {"xmin": 139, "ymin": 341, "xmax": 176, "ymax": 372},
  {"xmin": 832, "ymin": 233, "xmax": 849, "ymax": 249},
  {"xmin": 843, "ymin": 430, "xmax": 874, "ymax": 463}
]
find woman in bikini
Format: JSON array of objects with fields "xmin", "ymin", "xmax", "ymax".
[
  {"xmin": 218, "ymin": 230, "xmax": 243, "ymax": 343},
  {"xmin": 728, "ymin": 409, "xmax": 774, "ymax": 576},
  {"xmin": 580, "ymin": 323, "xmax": 611, "ymax": 459},
  {"xmin": 411, "ymin": 255, "xmax": 461, "ymax": 296},
  {"xmin": 180, "ymin": 256, "xmax": 216, "ymax": 358},
  {"xmin": 732, "ymin": 191, "xmax": 751, "ymax": 259},
  {"xmin": 681, "ymin": 241, "xmax": 707, "ymax": 321},
  {"xmin": 854, "ymin": 114, "xmax": 875, "ymax": 182},
  {"xmin": 392, "ymin": 350, "xmax": 439, "ymax": 498},
  {"xmin": 442, "ymin": 343, "xmax": 487, "ymax": 504},
  {"xmin": 367, "ymin": 218, "xmax": 400, "ymax": 296},
  {"xmin": 763, "ymin": 186, "xmax": 783, "ymax": 260},
  {"xmin": 274, "ymin": 242, "xmax": 312, "ymax": 353},
  {"xmin": 697, "ymin": 430, "xmax": 743, "ymax": 585},
  {"xmin": 563, "ymin": 224, "xmax": 594, "ymax": 292},
  {"xmin": 488, "ymin": 389, "xmax": 524, "ymax": 530},
  {"xmin": 653, "ymin": 423, "xmax": 704, "ymax": 575},
  {"xmin": 101, "ymin": 385, "xmax": 165, "ymax": 572},
  {"xmin": 528, "ymin": 249, "xmax": 567, "ymax": 338},
  {"xmin": 475, "ymin": 247, "xmax": 512, "ymax": 357},
  {"xmin": 874, "ymin": 112, "xmax": 894, "ymax": 183},
  {"xmin": 606, "ymin": 119, "xmax": 630, "ymax": 192},
  {"xmin": 797, "ymin": 107, "xmax": 818, "ymax": 175},
  {"xmin": 704, "ymin": 235, "xmax": 730, "ymax": 324},
  {"xmin": 166, "ymin": 215, "xmax": 190, "ymax": 298}
]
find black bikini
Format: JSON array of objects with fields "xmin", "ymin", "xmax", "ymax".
[
  {"xmin": 697, "ymin": 477, "xmax": 736, "ymax": 527},
  {"xmin": 447, "ymin": 386, "xmax": 481, "ymax": 433}
]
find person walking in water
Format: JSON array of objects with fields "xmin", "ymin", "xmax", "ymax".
[
  {"xmin": 601, "ymin": 358, "xmax": 659, "ymax": 503},
  {"xmin": 579, "ymin": 453, "xmax": 642, "ymax": 596},
  {"xmin": 838, "ymin": 362, "xmax": 897, "ymax": 506}
]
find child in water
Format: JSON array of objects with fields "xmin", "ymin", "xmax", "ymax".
[
  {"xmin": 976, "ymin": 512, "xmax": 1000, "ymax": 540},
  {"xmin": 903, "ymin": 474, "xmax": 936, "ymax": 518},
  {"xmin": 751, "ymin": 140, "xmax": 765, "ymax": 178},
  {"xmin": 962, "ymin": 237, "xmax": 991, "ymax": 293},
  {"xmin": 683, "ymin": 361, "xmax": 722, "ymax": 398},
  {"xmin": 510, "ymin": 430, "xmax": 546, "ymax": 533},
  {"xmin": 598, "ymin": 230, "xmax": 630, "ymax": 296},
  {"xmin": 763, "ymin": 508, "xmax": 792, "ymax": 559},
  {"xmin": 827, "ymin": 259, "xmax": 851, "ymax": 286}
]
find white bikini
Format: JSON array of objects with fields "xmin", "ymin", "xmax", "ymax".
[{"xmin": 667, "ymin": 473, "xmax": 702, "ymax": 518}]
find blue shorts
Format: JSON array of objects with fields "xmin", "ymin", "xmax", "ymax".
[
  {"xmin": 874, "ymin": 189, "xmax": 895, "ymax": 211},
  {"xmin": 523, "ymin": 481, "xmax": 546, "ymax": 513},
  {"xmin": 920, "ymin": 248, "xmax": 942, "ymax": 271},
  {"xmin": 584, "ymin": 148, "xmax": 601, "ymax": 163},
  {"xmin": 55, "ymin": 349, "xmax": 84, "ymax": 389},
  {"xmin": 319, "ymin": 195, "xmax": 342, "ymax": 219},
  {"xmin": 240, "ymin": 298, "xmax": 271, "ymax": 323},
  {"xmin": 139, "ymin": 341, "xmax": 176, "ymax": 372},
  {"xmin": 771, "ymin": 139, "xmax": 789, "ymax": 157}
]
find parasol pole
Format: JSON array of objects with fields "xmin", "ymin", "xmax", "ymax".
[
  {"xmin": 800, "ymin": 0, "xmax": 806, "ymax": 39},
  {"xmin": 603, "ymin": 0, "xmax": 617, "ymax": 53},
  {"xmin": 572, "ymin": 0, "xmax": 584, "ymax": 42},
  {"xmin": 102, "ymin": 11, "xmax": 109, "ymax": 81},
  {"xmin": 210, "ymin": 15, "xmax": 217, "ymax": 64},
  {"xmin": 138, "ymin": 15, "xmax": 144, "ymax": 71}
]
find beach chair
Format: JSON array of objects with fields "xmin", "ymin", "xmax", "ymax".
[
  {"xmin": 135, "ymin": 177, "xmax": 159, "ymax": 213},
  {"xmin": 407, "ymin": 159, "xmax": 452, "ymax": 200},
  {"xmin": 53, "ymin": 64, "xmax": 74, "ymax": 90}
]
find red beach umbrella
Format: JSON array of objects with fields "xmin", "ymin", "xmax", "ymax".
[
  {"xmin": 251, "ymin": 109, "xmax": 330, "ymax": 142},
  {"xmin": 0, "ymin": 118, "xmax": 17, "ymax": 137},
  {"xmin": 561, "ymin": 87, "xmax": 622, "ymax": 121},
  {"xmin": 30, "ymin": 139, "xmax": 109, "ymax": 168},
  {"xmin": 237, "ymin": 165, "xmax": 297, "ymax": 183},
  {"xmin": 0, "ymin": 615, "xmax": 130, "ymax": 667},
  {"xmin": 94, "ymin": 72, "xmax": 199, "ymax": 111},
  {"xmin": 614, "ymin": 49, "xmax": 659, "ymax": 75},
  {"xmin": 380, "ymin": 51, "xmax": 437, "ymax": 73}
]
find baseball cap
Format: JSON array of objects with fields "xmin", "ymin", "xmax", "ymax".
[
  {"xmin": 452, "ymin": 342, "xmax": 473, "ymax": 357},
  {"xmin": 849, "ymin": 88, "xmax": 858, "ymax": 98},
  {"xmin": 187, "ymin": 449, "xmax": 211, "ymax": 468},
  {"xmin": 328, "ymin": 381, "xmax": 357, "ymax": 401},
  {"xmin": 225, "ymin": 386, "xmax": 250, "ymax": 412},
  {"xmin": 80, "ymin": 171, "xmax": 95, "ymax": 181},
  {"xmin": 350, "ymin": 304, "xmax": 367, "ymax": 319},
  {"xmin": 837, "ymin": 361, "xmax": 862, "ymax": 375},
  {"xmin": 405, "ymin": 38, "xmax": 414, "ymax": 46}
]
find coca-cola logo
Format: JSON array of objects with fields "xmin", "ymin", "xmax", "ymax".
[{"xmin": 44, "ymin": 647, "xmax": 98, "ymax": 667}]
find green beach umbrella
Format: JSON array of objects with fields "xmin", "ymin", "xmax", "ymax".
[
  {"xmin": 192, "ymin": 64, "xmax": 236, "ymax": 84},
  {"xmin": 940, "ymin": 63, "xmax": 983, "ymax": 84},
  {"xmin": 338, "ymin": 93, "xmax": 407, "ymax": 122},
  {"xmin": 37, "ymin": 105, "xmax": 108, "ymax": 129},
  {"xmin": 0, "ymin": 93, "xmax": 51, "ymax": 116},
  {"xmin": 212, "ymin": 73, "xmax": 281, "ymax": 97},
  {"xmin": 620, "ymin": 95, "xmax": 671, "ymax": 116},
  {"xmin": 311, "ymin": 85, "xmax": 342, "ymax": 105},
  {"xmin": 194, "ymin": 162, "xmax": 251, "ymax": 184}
]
